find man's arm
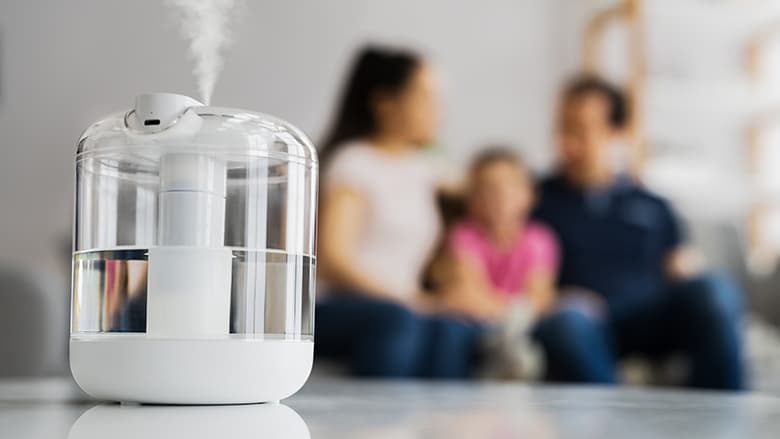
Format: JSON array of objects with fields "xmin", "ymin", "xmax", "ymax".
[{"xmin": 659, "ymin": 198, "xmax": 703, "ymax": 280}]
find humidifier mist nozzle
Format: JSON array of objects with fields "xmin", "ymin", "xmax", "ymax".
[{"xmin": 129, "ymin": 93, "xmax": 203, "ymax": 133}]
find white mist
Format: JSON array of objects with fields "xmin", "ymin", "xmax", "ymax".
[{"xmin": 167, "ymin": 0, "xmax": 240, "ymax": 104}]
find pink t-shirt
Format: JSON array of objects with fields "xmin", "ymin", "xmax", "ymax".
[{"xmin": 449, "ymin": 220, "xmax": 559, "ymax": 296}]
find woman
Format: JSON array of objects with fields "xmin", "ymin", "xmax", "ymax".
[{"xmin": 315, "ymin": 46, "xmax": 482, "ymax": 378}]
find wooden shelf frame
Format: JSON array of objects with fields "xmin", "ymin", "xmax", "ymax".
[{"xmin": 581, "ymin": 0, "xmax": 646, "ymax": 177}]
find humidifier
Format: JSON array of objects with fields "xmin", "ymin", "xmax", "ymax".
[{"xmin": 70, "ymin": 93, "xmax": 317, "ymax": 404}]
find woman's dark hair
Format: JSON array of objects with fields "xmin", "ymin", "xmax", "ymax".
[
  {"xmin": 562, "ymin": 75, "xmax": 629, "ymax": 129},
  {"xmin": 319, "ymin": 45, "xmax": 422, "ymax": 169}
]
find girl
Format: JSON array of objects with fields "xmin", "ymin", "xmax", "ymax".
[
  {"xmin": 437, "ymin": 148, "xmax": 560, "ymax": 378},
  {"xmin": 444, "ymin": 148, "xmax": 559, "ymax": 324}
]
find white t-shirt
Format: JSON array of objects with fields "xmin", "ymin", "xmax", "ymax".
[{"xmin": 320, "ymin": 141, "xmax": 442, "ymax": 299}]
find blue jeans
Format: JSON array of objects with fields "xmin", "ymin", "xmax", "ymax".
[
  {"xmin": 532, "ymin": 273, "xmax": 745, "ymax": 390},
  {"xmin": 315, "ymin": 292, "xmax": 484, "ymax": 378}
]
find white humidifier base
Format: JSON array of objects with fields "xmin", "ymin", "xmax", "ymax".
[{"xmin": 70, "ymin": 335, "xmax": 313, "ymax": 404}]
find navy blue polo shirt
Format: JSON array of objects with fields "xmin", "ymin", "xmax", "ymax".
[{"xmin": 533, "ymin": 174, "xmax": 683, "ymax": 319}]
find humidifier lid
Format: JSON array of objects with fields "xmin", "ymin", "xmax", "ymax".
[{"xmin": 76, "ymin": 92, "xmax": 318, "ymax": 165}]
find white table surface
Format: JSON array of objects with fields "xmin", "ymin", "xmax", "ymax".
[{"xmin": 1, "ymin": 377, "xmax": 779, "ymax": 439}]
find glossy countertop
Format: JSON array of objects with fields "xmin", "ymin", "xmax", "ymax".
[{"xmin": 1, "ymin": 377, "xmax": 779, "ymax": 438}]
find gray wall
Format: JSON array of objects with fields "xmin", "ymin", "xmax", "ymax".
[{"xmin": 0, "ymin": 1, "xmax": 582, "ymax": 273}]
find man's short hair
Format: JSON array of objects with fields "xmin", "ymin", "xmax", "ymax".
[{"xmin": 563, "ymin": 76, "xmax": 629, "ymax": 129}]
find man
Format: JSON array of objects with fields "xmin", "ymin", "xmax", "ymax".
[{"xmin": 532, "ymin": 76, "xmax": 744, "ymax": 390}]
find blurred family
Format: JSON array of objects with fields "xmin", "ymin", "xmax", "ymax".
[{"xmin": 314, "ymin": 45, "xmax": 745, "ymax": 390}]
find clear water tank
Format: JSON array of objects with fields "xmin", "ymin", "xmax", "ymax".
[{"xmin": 70, "ymin": 93, "xmax": 318, "ymax": 404}]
